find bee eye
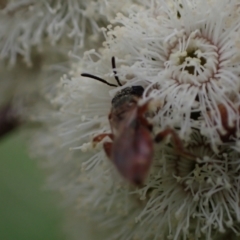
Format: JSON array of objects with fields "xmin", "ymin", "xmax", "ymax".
[{"xmin": 131, "ymin": 86, "xmax": 144, "ymax": 96}]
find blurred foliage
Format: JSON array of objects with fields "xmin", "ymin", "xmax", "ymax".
[{"xmin": 0, "ymin": 132, "xmax": 65, "ymax": 240}]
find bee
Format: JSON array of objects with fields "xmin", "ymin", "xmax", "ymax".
[{"xmin": 81, "ymin": 57, "xmax": 192, "ymax": 186}]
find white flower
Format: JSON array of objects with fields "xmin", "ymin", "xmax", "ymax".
[
  {"xmin": 29, "ymin": 0, "xmax": 240, "ymax": 240},
  {"xmin": 0, "ymin": 0, "xmax": 147, "ymax": 66},
  {"xmin": 99, "ymin": 0, "xmax": 240, "ymax": 147},
  {"xmin": 0, "ymin": 0, "xmax": 147, "ymax": 128}
]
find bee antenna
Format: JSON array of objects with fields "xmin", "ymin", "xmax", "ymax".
[
  {"xmin": 111, "ymin": 57, "xmax": 122, "ymax": 86},
  {"xmin": 81, "ymin": 73, "xmax": 118, "ymax": 87}
]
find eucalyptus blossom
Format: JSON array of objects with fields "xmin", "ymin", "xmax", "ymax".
[
  {"xmin": 0, "ymin": 0, "xmax": 147, "ymax": 65},
  {"xmin": 29, "ymin": 0, "xmax": 240, "ymax": 239}
]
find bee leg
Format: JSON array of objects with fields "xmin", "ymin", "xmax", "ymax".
[
  {"xmin": 92, "ymin": 133, "xmax": 114, "ymax": 148},
  {"xmin": 155, "ymin": 128, "xmax": 196, "ymax": 160},
  {"xmin": 103, "ymin": 142, "xmax": 113, "ymax": 159},
  {"xmin": 93, "ymin": 133, "xmax": 114, "ymax": 143},
  {"xmin": 137, "ymin": 100, "xmax": 153, "ymax": 131},
  {"xmin": 137, "ymin": 99, "xmax": 152, "ymax": 116},
  {"xmin": 155, "ymin": 128, "xmax": 182, "ymax": 147}
]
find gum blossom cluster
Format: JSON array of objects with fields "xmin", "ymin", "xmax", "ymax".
[
  {"xmin": 33, "ymin": 0, "xmax": 240, "ymax": 240},
  {"xmin": 0, "ymin": 0, "xmax": 147, "ymax": 65}
]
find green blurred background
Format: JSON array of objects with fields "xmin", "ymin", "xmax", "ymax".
[{"xmin": 0, "ymin": 132, "xmax": 65, "ymax": 240}]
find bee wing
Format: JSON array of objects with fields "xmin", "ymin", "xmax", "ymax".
[{"xmin": 111, "ymin": 119, "xmax": 153, "ymax": 186}]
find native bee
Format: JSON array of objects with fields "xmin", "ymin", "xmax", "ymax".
[{"xmin": 81, "ymin": 57, "xmax": 191, "ymax": 186}]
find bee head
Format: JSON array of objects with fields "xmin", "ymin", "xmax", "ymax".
[{"xmin": 111, "ymin": 85, "xmax": 144, "ymax": 105}]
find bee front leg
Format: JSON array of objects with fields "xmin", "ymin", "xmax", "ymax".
[
  {"xmin": 92, "ymin": 133, "xmax": 113, "ymax": 158},
  {"xmin": 92, "ymin": 133, "xmax": 114, "ymax": 149},
  {"xmin": 92, "ymin": 133, "xmax": 114, "ymax": 142},
  {"xmin": 155, "ymin": 128, "xmax": 196, "ymax": 160}
]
